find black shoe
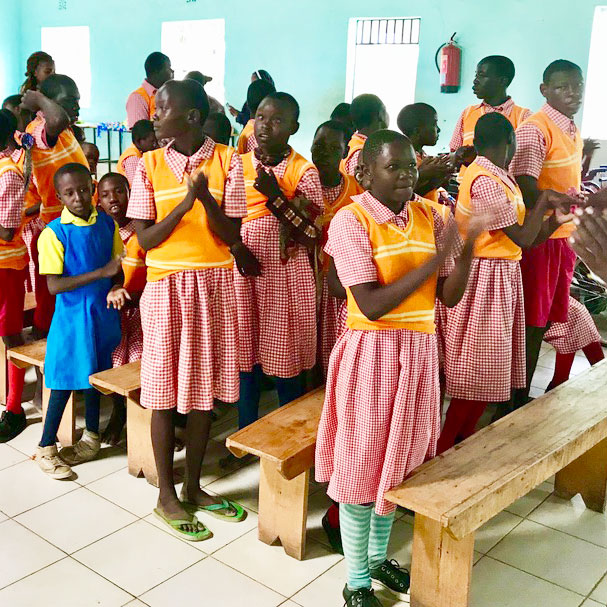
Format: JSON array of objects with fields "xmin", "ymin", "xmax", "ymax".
[
  {"xmin": 322, "ymin": 512, "xmax": 344, "ymax": 555},
  {"xmin": 0, "ymin": 410, "xmax": 27, "ymax": 443},
  {"xmin": 370, "ymin": 559, "xmax": 410, "ymax": 601},
  {"xmin": 342, "ymin": 585, "xmax": 383, "ymax": 606}
]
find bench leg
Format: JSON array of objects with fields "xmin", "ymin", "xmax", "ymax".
[
  {"xmin": 41, "ymin": 385, "xmax": 76, "ymax": 447},
  {"xmin": 0, "ymin": 340, "xmax": 6, "ymax": 406},
  {"xmin": 410, "ymin": 514, "xmax": 475, "ymax": 607},
  {"xmin": 126, "ymin": 396, "xmax": 158, "ymax": 487},
  {"xmin": 555, "ymin": 436, "xmax": 607, "ymax": 513},
  {"xmin": 258, "ymin": 458, "xmax": 309, "ymax": 560}
]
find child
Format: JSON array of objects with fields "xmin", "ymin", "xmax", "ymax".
[
  {"xmin": 330, "ymin": 102, "xmax": 354, "ymax": 137},
  {"xmin": 341, "ymin": 94, "xmax": 389, "ymax": 177},
  {"xmin": 510, "ymin": 59, "xmax": 584, "ymax": 406},
  {"xmin": 236, "ymin": 78, "xmax": 276, "ymax": 154},
  {"xmin": 439, "ymin": 113, "xmax": 574, "ymax": 453},
  {"xmin": 20, "ymin": 51, "xmax": 55, "ymax": 94},
  {"xmin": 311, "ymin": 119, "xmax": 363, "ymax": 375},
  {"xmin": 97, "ymin": 172, "xmax": 146, "ymax": 444},
  {"xmin": 234, "ymin": 92, "xmax": 323, "ymax": 429},
  {"xmin": 117, "ymin": 119, "xmax": 158, "ymax": 187},
  {"xmin": 128, "ymin": 79, "xmax": 257, "ymax": 539},
  {"xmin": 315, "ymin": 129, "xmax": 481, "ymax": 607},
  {"xmin": 81, "ymin": 142, "xmax": 99, "ymax": 178},
  {"xmin": 0, "ymin": 111, "xmax": 29, "ymax": 442},
  {"xmin": 33, "ymin": 163, "xmax": 126, "ymax": 478},
  {"xmin": 203, "ymin": 112, "xmax": 232, "ymax": 146}
]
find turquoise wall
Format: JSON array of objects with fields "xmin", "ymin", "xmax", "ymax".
[
  {"xmin": 7, "ymin": 0, "xmax": 602, "ymax": 153},
  {"xmin": 0, "ymin": 3, "xmax": 21, "ymax": 100}
]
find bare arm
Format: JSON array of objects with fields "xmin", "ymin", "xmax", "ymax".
[
  {"xmin": 46, "ymin": 256, "xmax": 121, "ymax": 296},
  {"xmin": 437, "ymin": 238, "xmax": 475, "ymax": 307},
  {"xmin": 20, "ymin": 90, "xmax": 70, "ymax": 144},
  {"xmin": 327, "ymin": 257, "xmax": 346, "ymax": 300},
  {"xmin": 516, "ymin": 175, "xmax": 541, "ymax": 210},
  {"xmin": 0, "ymin": 225, "xmax": 15, "ymax": 242}
]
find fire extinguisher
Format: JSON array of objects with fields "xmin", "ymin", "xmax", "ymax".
[{"xmin": 435, "ymin": 33, "xmax": 461, "ymax": 93}]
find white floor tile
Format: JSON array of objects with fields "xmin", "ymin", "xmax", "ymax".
[
  {"xmin": 474, "ymin": 510, "xmax": 524, "ymax": 554},
  {"xmin": 305, "ymin": 488, "xmax": 334, "ymax": 549},
  {"xmin": 386, "ymin": 518, "xmax": 414, "ymax": 565},
  {"xmin": 72, "ymin": 519, "xmax": 204, "ymax": 596},
  {"xmin": 530, "ymin": 365, "xmax": 554, "ymax": 390},
  {"xmin": 5, "ymin": 418, "xmax": 44, "ymax": 456},
  {"xmin": 590, "ymin": 572, "xmax": 607, "ymax": 603},
  {"xmin": 214, "ymin": 528, "xmax": 342, "ymax": 596},
  {"xmin": 504, "ymin": 482, "xmax": 553, "ymax": 517},
  {"xmin": 0, "ymin": 557, "xmax": 131, "ymax": 606},
  {"xmin": 15, "ymin": 487, "xmax": 136, "ymax": 553},
  {"xmin": 581, "ymin": 599, "xmax": 603, "ymax": 606},
  {"xmin": 73, "ymin": 445, "xmax": 128, "ymax": 485},
  {"xmin": 291, "ymin": 560, "xmax": 346, "ymax": 607},
  {"xmin": 0, "ymin": 459, "xmax": 78, "ymax": 517},
  {"xmin": 470, "ymin": 556, "xmax": 583, "ymax": 607},
  {"xmin": 279, "ymin": 602, "xmax": 302, "ymax": 607},
  {"xmin": 0, "ymin": 443, "xmax": 27, "ymax": 470},
  {"xmin": 141, "ymin": 557, "xmax": 285, "ymax": 606},
  {"xmin": 122, "ymin": 601, "xmax": 148, "ymax": 607},
  {"xmin": 204, "ymin": 460, "xmax": 261, "ymax": 512},
  {"xmin": 0, "ymin": 511, "xmax": 6, "ymax": 523},
  {"xmin": 0, "ymin": 519, "xmax": 64, "ymax": 588},
  {"xmin": 488, "ymin": 519, "xmax": 607, "ymax": 595}
]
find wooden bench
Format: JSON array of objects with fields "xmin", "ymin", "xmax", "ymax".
[
  {"xmin": 226, "ymin": 387, "xmax": 325, "ymax": 560},
  {"xmin": 7, "ymin": 338, "xmax": 76, "ymax": 446},
  {"xmin": 385, "ymin": 359, "xmax": 607, "ymax": 607},
  {"xmin": 88, "ymin": 361, "xmax": 154, "ymax": 484}
]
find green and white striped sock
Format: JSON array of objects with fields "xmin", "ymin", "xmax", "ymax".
[
  {"xmin": 339, "ymin": 503, "xmax": 373, "ymax": 590},
  {"xmin": 368, "ymin": 510, "xmax": 396, "ymax": 570}
]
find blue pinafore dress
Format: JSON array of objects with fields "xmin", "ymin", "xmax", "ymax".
[{"xmin": 44, "ymin": 212, "xmax": 121, "ymax": 390}]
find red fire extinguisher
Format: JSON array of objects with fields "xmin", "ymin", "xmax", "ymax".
[{"xmin": 435, "ymin": 33, "xmax": 461, "ymax": 93}]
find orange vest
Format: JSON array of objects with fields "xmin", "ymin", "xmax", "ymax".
[
  {"xmin": 143, "ymin": 144, "xmax": 236, "ymax": 282},
  {"xmin": 117, "ymin": 144, "xmax": 142, "ymax": 178},
  {"xmin": 523, "ymin": 109, "xmax": 583, "ymax": 239},
  {"xmin": 134, "ymin": 85, "xmax": 156, "ymax": 120},
  {"xmin": 456, "ymin": 161, "xmax": 525, "ymax": 261},
  {"xmin": 345, "ymin": 197, "xmax": 438, "ymax": 333},
  {"xmin": 0, "ymin": 157, "xmax": 28, "ymax": 271},
  {"xmin": 241, "ymin": 150, "xmax": 315, "ymax": 223},
  {"xmin": 339, "ymin": 132, "xmax": 367, "ymax": 174},
  {"xmin": 237, "ymin": 120, "xmax": 255, "ymax": 154},
  {"xmin": 121, "ymin": 225, "xmax": 146, "ymax": 293},
  {"xmin": 14, "ymin": 148, "xmax": 41, "ymax": 226},
  {"xmin": 26, "ymin": 118, "xmax": 89, "ymax": 224}
]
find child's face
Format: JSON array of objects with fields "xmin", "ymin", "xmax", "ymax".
[
  {"xmin": 135, "ymin": 131, "xmax": 158, "ymax": 153},
  {"xmin": 82, "ymin": 144, "xmax": 100, "ymax": 176},
  {"xmin": 254, "ymin": 99, "xmax": 298, "ymax": 153},
  {"xmin": 56, "ymin": 171, "xmax": 93, "ymax": 219},
  {"xmin": 311, "ymin": 126, "xmax": 346, "ymax": 173},
  {"xmin": 153, "ymin": 86, "xmax": 190, "ymax": 141},
  {"xmin": 54, "ymin": 82, "xmax": 80, "ymax": 124},
  {"xmin": 473, "ymin": 62, "xmax": 504, "ymax": 100},
  {"xmin": 2, "ymin": 102, "xmax": 26, "ymax": 132},
  {"xmin": 364, "ymin": 140, "xmax": 418, "ymax": 207},
  {"xmin": 98, "ymin": 177, "xmax": 129, "ymax": 224},
  {"xmin": 540, "ymin": 70, "xmax": 584, "ymax": 119},
  {"xmin": 419, "ymin": 113, "xmax": 440, "ymax": 147},
  {"xmin": 35, "ymin": 61, "xmax": 55, "ymax": 87}
]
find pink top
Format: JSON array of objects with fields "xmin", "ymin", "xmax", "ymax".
[
  {"xmin": 0, "ymin": 149, "xmax": 25, "ymax": 229},
  {"xmin": 126, "ymin": 80, "xmax": 156, "ymax": 130}
]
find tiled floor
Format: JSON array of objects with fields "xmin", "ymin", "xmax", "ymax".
[{"xmin": 1, "ymin": 343, "xmax": 607, "ymax": 606}]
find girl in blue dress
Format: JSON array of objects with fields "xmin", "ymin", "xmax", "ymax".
[{"xmin": 34, "ymin": 162, "xmax": 129, "ymax": 479}]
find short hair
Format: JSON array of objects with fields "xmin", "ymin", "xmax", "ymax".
[
  {"xmin": 81, "ymin": 141, "xmax": 99, "ymax": 158},
  {"xmin": 330, "ymin": 102, "xmax": 351, "ymax": 122},
  {"xmin": 2, "ymin": 94, "xmax": 22, "ymax": 109},
  {"xmin": 131, "ymin": 119, "xmax": 154, "ymax": 142},
  {"xmin": 261, "ymin": 92, "xmax": 300, "ymax": 121},
  {"xmin": 396, "ymin": 103, "xmax": 436, "ymax": 136},
  {"xmin": 144, "ymin": 52, "xmax": 170, "ymax": 78},
  {"xmin": 479, "ymin": 55, "xmax": 516, "ymax": 86},
  {"xmin": 350, "ymin": 94, "xmax": 386, "ymax": 129},
  {"xmin": 473, "ymin": 112, "xmax": 514, "ymax": 152},
  {"xmin": 204, "ymin": 112, "xmax": 232, "ymax": 145},
  {"xmin": 543, "ymin": 59, "xmax": 583, "ymax": 84},
  {"xmin": 362, "ymin": 129, "xmax": 411, "ymax": 165},
  {"xmin": 314, "ymin": 120, "xmax": 351, "ymax": 146},
  {"xmin": 53, "ymin": 162, "xmax": 91, "ymax": 189},
  {"xmin": 39, "ymin": 74, "xmax": 77, "ymax": 100},
  {"xmin": 165, "ymin": 79, "xmax": 210, "ymax": 122},
  {"xmin": 0, "ymin": 109, "xmax": 17, "ymax": 148},
  {"xmin": 99, "ymin": 171, "xmax": 130, "ymax": 191},
  {"xmin": 247, "ymin": 79, "xmax": 276, "ymax": 115}
]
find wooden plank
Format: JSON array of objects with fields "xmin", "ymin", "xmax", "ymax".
[
  {"xmin": 7, "ymin": 339, "xmax": 46, "ymax": 369},
  {"xmin": 89, "ymin": 361, "xmax": 141, "ymax": 397},
  {"xmin": 125, "ymin": 391, "xmax": 158, "ymax": 486},
  {"xmin": 24, "ymin": 291, "xmax": 36, "ymax": 312},
  {"xmin": 226, "ymin": 387, "xmax": 324, "ymax": 480},
  {"xmin": 386, "ymin": 360, "xmax": 607, "ymax": 539}
]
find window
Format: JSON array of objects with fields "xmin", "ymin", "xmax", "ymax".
[
  {"xmin": 41, "ymin": 26, "xmax": 91, "ymax": 109},
  {"xmin": 345, "ymin": 17, "xmax": 421, "ymax": 129},
  {"xmin": 582, "ymin": 6, "xmax": 607, "ymax": 138},
  {"xmin": 161, "ymin": 19, "xmax": 226, "ymax": 105}
]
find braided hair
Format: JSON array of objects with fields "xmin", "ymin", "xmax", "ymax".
[{"xmin": 21, "ymin": 51, "xmax": 54, "ymax": 94}]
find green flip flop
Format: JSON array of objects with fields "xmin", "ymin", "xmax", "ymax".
[
  {"xmin": 182, "ymin": 498, "xmax": 247, "ymax": 523},
  {"xmin": 153, "ymin": 508, "xmax": 213, "ymax": 541}
]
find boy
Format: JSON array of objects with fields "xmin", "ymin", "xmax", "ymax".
[
  {"xmin": 128, "ymin": 79, "xmax": 257, "ymax": 538},
  {"xmin": 330, "ymin": 102, "xmax": 354, "ymax": 136},
  {"xmin": 341, "ymin": 94, "xmax": 389, "ymax": 176},
  {"xmin": 236, "ymin": 78, "xmax": 276, "ymax": 154},
  {"xmin": 81, "ymin": 142, "xmax": 99, "ymax": 178},
  {"xmin": 117, "ymin": 119, "xmax": 158, "ymax": 186},
  {"xmin": 510, "ymin": 59, "xmax": 584, "ymax": 406},
  {"xmin": 203, "ymin": 112, "xmax": 232, "ymax": 146}
]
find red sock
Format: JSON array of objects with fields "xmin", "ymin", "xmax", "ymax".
[
  {"xmin": 326, "ymin": 503, "xmax": 340, "ymax": 528},
  {"xmin": 582, "ymin": 341, "xmax": 605, "ymax": 366},
  {"xmin": 437, "ymin": 398, "xmax": 487, "ymax": 454},
  {"xmin": 550, "ymin": 352, "xmax": 575, "ymax": 388},
  {"xmin": 6, "ymin": 362, "xmax": 25, "ymax": 415},
  {"xmin": 459, "ymin": 400, "xmax": 488, "ymax": 439}
]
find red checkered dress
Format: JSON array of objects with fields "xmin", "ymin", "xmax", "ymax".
[
  {"xmin": 234, "ymin": 153, "xmax": 323, "ymax": 378},
  {"xmin": 315, "ymin": 191, "xmax": 452, "ymax": 515},
  {"xmin": 127, "ymin": 139, "xmax": 246, "ymax": 413},
  {"xmin": 445, "ymin": 157, "xmax": 526, "ymax": 401},
  {"xmin": 122, "ymin": 155, "xmax": 140, "ymax": 187},
  {"xmin": 544, "ymin": 296, "xmax": 601, "ymax": 354}
]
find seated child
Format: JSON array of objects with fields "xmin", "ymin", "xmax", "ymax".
[
  {"xmin": 117, "ymin": 119, "xmax": 158, "ymax": 187},
  {"xmin": 203, "ymin": 112, "xmax": 232, "ymax": 146},
  {"xmin": 330, "ymin": 102, "xmax": 354, "ymax": 137},
  {"xmin": 34, "ymin": 163, "xmax": 127, "ymax": 478},
  {"xmin": 236, "ymin": 78, "xmax": 276, "ymax": 154}
]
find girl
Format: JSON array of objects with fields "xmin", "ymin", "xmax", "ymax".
[
  {"xmin": 315, "ymin": 129, "xmax": 481, "ymax": 607},
  {"xmin": 20, "ymin": 51, "xmax": 55, "ymax": 94}
]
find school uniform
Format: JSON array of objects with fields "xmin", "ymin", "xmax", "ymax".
[
  {"xmin": 510, "ymin": 103, "xmax": 581, "ymax": 327},
  {"xmin": 37, "ymin": 207, "xmax": 122, "ymax": 389},
  {"xmin": 126, "ymin": 80, "xmax": 157, "ymax": 129},
  {"xmin": 315, "ymin": 190, "xmax": 453, "ymax": 515},
  {"xmin": 341, "ymin": 132, "xmax": 367, "ymax": 176},
  {"xmin": 127, "ymin": 137, "xmax": 246, "ymax": 413},
  {"xmin": 111, "ymin": 222, "xmax": 146, "ymax": 366},
  {"xmin": 237, "ymin": 120, "xmax": 257, "ymax": 154},
  {"xmin": 544, "ymin": 296, "xmax": 601, "ymax": 354},
  {"xmin": 235, "ymin": 149, "xmax": 323, "ymax": 379},
  {"xmin": 117, "ymin": 144, "xmax": 143, "ymax": 187}
]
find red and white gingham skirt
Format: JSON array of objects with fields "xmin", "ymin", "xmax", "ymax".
[
  {"xmin": 435, "ymin": 299, "xmax": 448, "ymax": 369},
  {"xmin": 445, "ymin": 258, "xmax": 526, "ymax": 402},
  {"xmin": 21, "ymin": 217, "xmax": 43, "ymax": 293},
  {"xmin": 315, "ymin": 328, "xmax": 440, "ymax": 515},
  {"xmin": 319, "ymin": 277, "xmax": 347, "ymax": 376},
  {"xmin": 139, "ymin": 268, "xmax": 239, "ymax": 413},
  {"xmin": 112, "ymin": 306, "xmax": 143, "ymax": 367},
  {"xmin": 544, "ymin": 296, "xmax": 601, "ymax": 354},
  {"xmin": 234, "ymin": 215, "xmax": 317, "ymax": 378}
]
